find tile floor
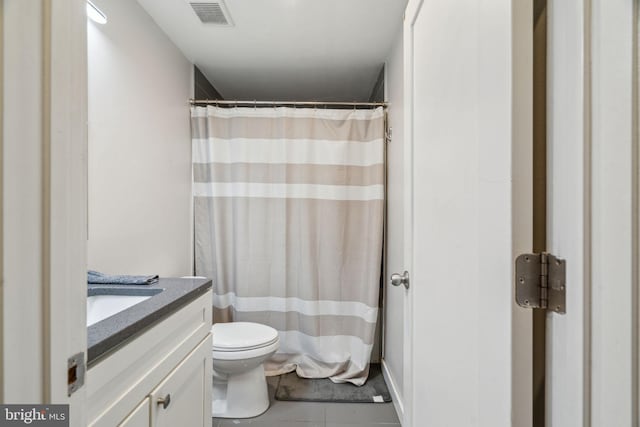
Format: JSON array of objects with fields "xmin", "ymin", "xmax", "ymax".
[{"xmin": 212, "ymin": 376, "xmax": 401, "ymax": 427}]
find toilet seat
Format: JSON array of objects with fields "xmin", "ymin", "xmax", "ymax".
[
  {"xmin": 212, "ymin": 322, "xmax": 279, "ymax": 360},
  {"xmin": 212, "ymin": 339, "xmax": 279, "ymax": 361}
]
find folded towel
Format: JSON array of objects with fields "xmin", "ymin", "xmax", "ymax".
[{"xmin": 88, "ymin": 270, "xmax": 159, "ymax": 285}]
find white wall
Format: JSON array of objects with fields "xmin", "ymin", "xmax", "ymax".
[
  {"xmin": 88, "ymin": 0, "xmax": 193, "ymax": 277},
  {"xmin": 382, "ymin": 24, "xmax": 405, "ymax": 418}
]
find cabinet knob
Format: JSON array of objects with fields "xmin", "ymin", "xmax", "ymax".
[{"xmin": 157, "ymin": 393, "xmax": 171, "ymax": 409}]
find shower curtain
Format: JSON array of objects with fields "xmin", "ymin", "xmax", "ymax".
[{"xmin": 191, "ymin": 105, "xmax": 384, "ymax": 385}]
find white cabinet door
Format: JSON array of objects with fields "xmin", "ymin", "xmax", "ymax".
[
  {"xmin": 402, "ymin": 0, "xmax": 533, "ymax": 426},
  {"xmin": 119, "ymin": 398, "xmax": 150, "ymax": 427},
  {"xmin": 150, "ymin": 335, "xmax": 212, "ymax": 427}
]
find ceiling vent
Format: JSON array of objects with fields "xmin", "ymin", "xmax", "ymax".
[{"xmin": 188, "ymin": 1, "xmax": 233, "ymax": 25}]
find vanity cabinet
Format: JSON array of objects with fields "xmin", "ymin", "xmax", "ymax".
[
  {"xmin": 150, "ymin": 337, "xmax": 209, "ymax": 427},
  {"xmin": 119, "ymin": 399, "xmax": 149, "ymax": 427},
  {"xmin": 87, "ymin": 292, "xmax": 212, "ymax": 427}
]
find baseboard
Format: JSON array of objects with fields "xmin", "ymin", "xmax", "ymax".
[{"xmin": 381, "ymin": 359, "xmax": 404, "ymax": 425}]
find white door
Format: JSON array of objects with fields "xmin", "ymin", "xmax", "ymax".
[
  {"xmin": 546, "ymin": 0, "xmax": 639, "ymax": 425},
  {"xmin": 2, "ymin": 1, "xmax": 88, "ymax": 425},
  {"xmin": 402, "ymin": 1, "xmax": 533, "ymax": 426}
]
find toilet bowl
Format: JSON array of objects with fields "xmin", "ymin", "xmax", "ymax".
[{"xmin": 211, "ymin": 322, "xmax": 279, "ymax": 418}]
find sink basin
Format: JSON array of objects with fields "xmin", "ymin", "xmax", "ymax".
[{"xmin": 87, "ymin": 288, "xmax": 163, "ymax": 326}]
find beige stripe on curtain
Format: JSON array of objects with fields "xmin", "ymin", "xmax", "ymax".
[{"xmin": 191, "ymin": 105, "xmax": 384, "ymax": 385}]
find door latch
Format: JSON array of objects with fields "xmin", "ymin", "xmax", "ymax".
[{"xmin": 68, "ymin": 352, "xmax": 85, "ymax": 396}]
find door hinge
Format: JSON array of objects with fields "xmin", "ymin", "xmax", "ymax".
[{"xmin": 515, "ymin": 252, "xmax": 566, "ymax": 314}]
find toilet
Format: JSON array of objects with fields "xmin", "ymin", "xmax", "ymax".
[{"xmin": 211, "ymin": 321, "xmax": 279, "ymax": 418}]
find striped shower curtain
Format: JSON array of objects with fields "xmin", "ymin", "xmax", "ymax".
[{"xmin": 191, "ymin": 105, "xmax": 384, "ymax": 385}]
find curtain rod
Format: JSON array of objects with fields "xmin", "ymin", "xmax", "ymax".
[{"xmin": 189, "ymin": 99, "xmax": 388, "ymax": 108}]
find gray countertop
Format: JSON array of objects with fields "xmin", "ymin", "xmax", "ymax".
[{"xmin": 87, "ymin": 277, "xmax": 212, "ymax": 367}]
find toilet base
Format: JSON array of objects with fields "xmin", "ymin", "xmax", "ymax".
[{"xmin": 212, "ymin": 364, "xmax": 270, "ymax": 418}]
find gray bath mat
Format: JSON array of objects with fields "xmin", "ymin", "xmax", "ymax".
[{"xmin": 274, "ymin": 363, "xmax": 392, "ymax": 403}]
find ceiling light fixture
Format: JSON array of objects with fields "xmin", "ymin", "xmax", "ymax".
[{"xmin": 86, "ymin": 1, "xmax": 107, "ymax": 24}]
